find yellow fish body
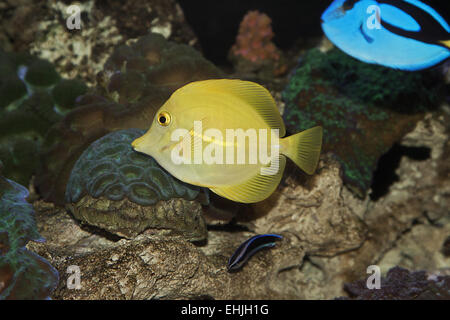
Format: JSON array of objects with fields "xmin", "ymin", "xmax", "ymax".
[{"xmin": 132, "ymin": 79, "xmax": 322, "ymax": 203}]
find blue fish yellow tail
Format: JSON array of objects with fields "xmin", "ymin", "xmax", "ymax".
[{"xmin": 280, "ymin": 126, "xmax": 323, "ymax": 175}]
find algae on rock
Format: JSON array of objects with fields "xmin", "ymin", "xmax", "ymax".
[{"xmin": 282, "ymin": 48, "xmax": 443, "ymax": 197}]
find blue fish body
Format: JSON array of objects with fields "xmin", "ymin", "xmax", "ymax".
[
  {"xmin": 321, "ymin": 0, "xmax": 450, "ymax": 70},
  {"xmin": 227, "ymin": 234, "xmax": 283, "ymax": 272}
]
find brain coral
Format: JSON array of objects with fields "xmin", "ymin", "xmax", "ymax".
[
  {"xmin": 0, "ymin": 174, "xmax": 58, "ymax": 299},
  {"xmin": 282, "ymin": 48, "xmax": 443, "ymax": 197},
  {"xmin": 0, "ymin": 49, "xmax": 87, "ymax": 186},
  {"xmin": 65, "ymin": 129, "xmax": 208, "ymax": 241},
  {"xmin": 35, "ymin": 33, "xmax": 222, "ymax": 205}
]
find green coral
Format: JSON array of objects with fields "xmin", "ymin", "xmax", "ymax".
[
  {"xmin": 24, "ymin": 59, "xmax": 60, "ymax": 87},
  {"xmin": 283, "ymin": 48, "xmax": 442, "ymax": 196},
  {"xmin": 65, "ymin": 129, "xmax": 208, "ymax": 240},
  {"xmin": 0, "ymin": 50, "xmax": 87, "ymax": 186},
  {"xmin": 0, "ymin": 175, "xmax": 58, "ymax": 299},
  {"xmin": 51, "ymin": 79, "xmax": 88, "ymax": 112},
  {"xmin": 66, "ymin": 129, "xmax": 202, "ymax": 205}
]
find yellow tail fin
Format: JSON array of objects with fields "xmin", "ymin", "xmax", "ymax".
[
  {"xmin": 280, "ymin": 126, "xmax": 323, "ymax": 174},
  {"xmin": 440, "ymin": 40, "xmax": 450, "ymax": 48}
]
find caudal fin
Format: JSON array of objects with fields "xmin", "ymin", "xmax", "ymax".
[{"xmin": 281, "ymin": 126, "xmax": 323, "ymax": 174}]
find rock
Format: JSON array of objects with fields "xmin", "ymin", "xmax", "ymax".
[
  {"xmin": 282, "ymin": 48, "xmax": 444, "ymax": 197},
  {"xmin": 0, "ymin": 0, "xmax": 198, "ymax": 86},
  {"xmin": 246, "ymin": 160, "xmax": 367, "ymax": 257},
  {"xmin": 65, "ymin": 129, "xmax": 208, "ymax": 241},
  {"xmin": 378, "ymin": 223, "xmax": 450, "ymax": 273},
  {"xmin": 282, "ymin": 112, "xmax": 450, "ymax": 299},
  {"xmin": 342, "ymin": 266, "xmax": 450, "ymax": 300},
  {"xmin": 28, "ymin": 203, "xmax": 305, "ymax": 299},
  {"xmin": 26, "ymin": 110, "xmax": 450, "ymax": 299},
  {"xmin": 443, "ymin": 236, "xmax": 450, "ymax": 258}
]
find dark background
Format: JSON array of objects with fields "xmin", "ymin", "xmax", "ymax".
[{"xmin": 178, "ymin": 0, "xmax": 450, "ymax": 66}]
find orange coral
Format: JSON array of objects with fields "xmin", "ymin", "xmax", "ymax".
[
  {"xmin": 231, "ymin": 11, "xmax": 279, "ymax": 62},
  {"xmin": 229, "ymin": 11, "xmax": 286, "ymax": 76}
]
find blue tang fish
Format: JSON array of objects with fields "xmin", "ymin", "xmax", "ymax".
[
  {"xmin": 227, "ymin": 234, "xmax": 282, "ymax": 272},
  {"xmin": 321, "ymin": 0, "xmax": 450, "ymax": 70}
]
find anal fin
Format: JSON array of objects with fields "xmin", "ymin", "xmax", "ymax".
[{"xmin": 210, "ymin": 156, "xmax": 286, "ymax": 203}]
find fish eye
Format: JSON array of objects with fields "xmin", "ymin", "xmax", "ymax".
[{"xmin": 157, "ymin": 111, "xmax": 171, "ymax": 126}]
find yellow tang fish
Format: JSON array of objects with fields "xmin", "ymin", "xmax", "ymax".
[{"xmin": 132, "ymin": 79, "xmax": 322, "ymax": 203}]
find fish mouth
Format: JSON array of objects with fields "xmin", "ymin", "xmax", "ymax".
[{"xmin": 131, "ymin": 136, "xmax": 144, "ymax": 151}]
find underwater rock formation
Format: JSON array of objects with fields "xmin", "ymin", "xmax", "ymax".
[
  {"xmin": 276, "ymin": 112, "xmax": 450, "ymax": 299},
  {"xmin": 0, "ymin": 174, "xmax": 58, "ymax": 299},
  {"xmin": 28, "ymin": 208, "xmax": 305, "ymax": 299},
  {"xmin": 282, "ymin": 48, "xmax": 443, "ymax": 197},
  {"xmin": 25, "ymin": 109, "xmax": 449, "ymax": 300},
  {"xmin": 443, "ymin": 237, "xmax": 450, "ymax": 258},
  {"xmin": 343, "ymin": 266, "xmax": 450, "ymax": 300},
  {"xmin": 247, "ymin": 159, "xmax": 367, "ymax": 257},
  {"xmin": 65, "ymin": 129, "xmax": 208, "ymax": 241},
  {"xmin": 0, "ymin": 0, "xmax": 198, "ymax": 85},
  {"xmin": 229, "ymin": 10, "xmax": 286, "ymax": 77},
  {"xmin": 35, "ymin": 33, "xmax": 222, "ymax": 205},
  {"xmin": 0, "ymin": 49, "xmax": 87, "ymax": 186}
]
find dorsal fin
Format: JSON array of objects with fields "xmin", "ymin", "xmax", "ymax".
[{"xmin": 179, "ymin": 79, "xmax": 286, "ymax": 137}]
